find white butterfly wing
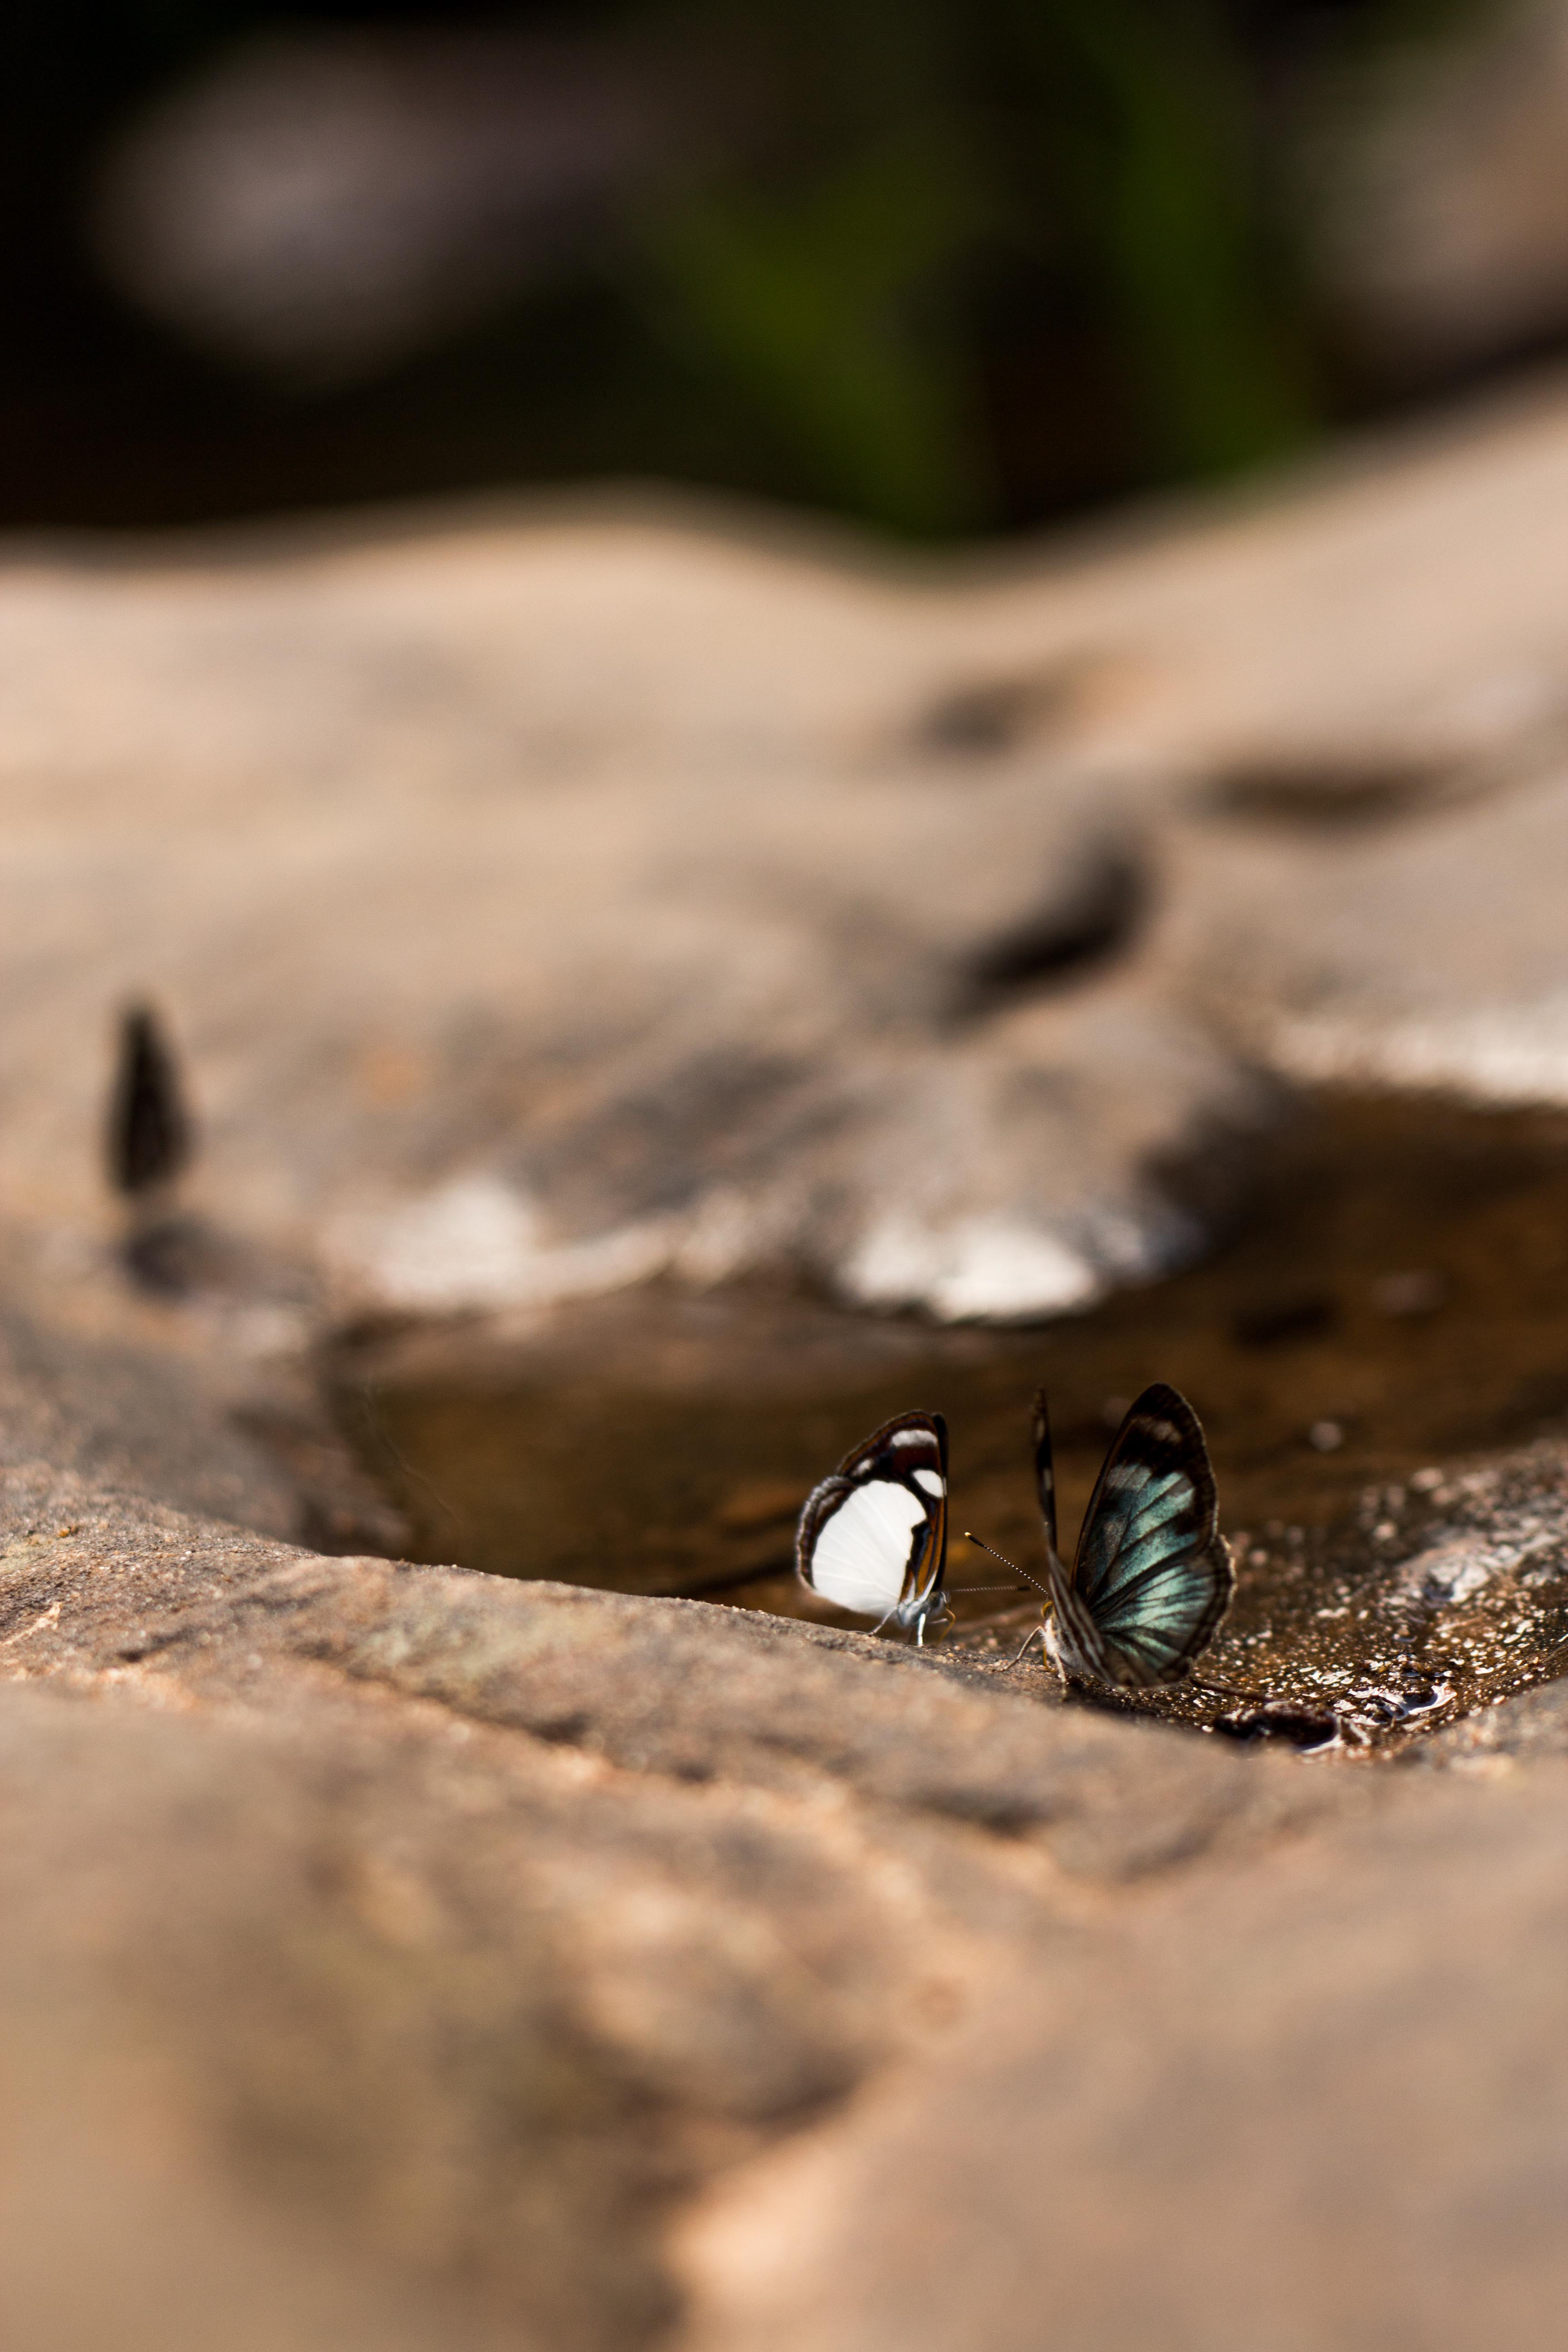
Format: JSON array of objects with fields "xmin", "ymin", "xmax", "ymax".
[
  {"xmin": 806, "ymin": 1480, "xmax": 927, "ymax": 1614},
  {"xmin": 796, "ymin": 1411, "xmax": 949, "ymax": 1625}
]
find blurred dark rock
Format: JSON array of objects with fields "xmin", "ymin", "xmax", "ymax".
[
  {"xmin": 1304, "ymin": 0, "xmax": 1568, "ymax": 382},
  {"xmin": 93, "ymin": 27, "xmax": 701, "ymax": 384}
]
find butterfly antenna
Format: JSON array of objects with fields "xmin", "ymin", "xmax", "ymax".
[{"xmin": 963, "ymin": 1533, "xmax": 1052, "ymax": 1602}]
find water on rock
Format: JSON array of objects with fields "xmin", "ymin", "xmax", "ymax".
[{"xmin": 333, "ymin": 1093, "xmax": 1568, "ymax": 1752}]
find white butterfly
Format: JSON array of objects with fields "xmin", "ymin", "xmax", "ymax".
[{"xmin": 795, "ymin": 1411, "xmax": 949, "ymax": 1644}]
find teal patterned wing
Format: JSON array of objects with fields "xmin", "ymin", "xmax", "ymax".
[{"xmin": 1069, "ymin": 1383, "xmax": 1233, "ymax": 1688}]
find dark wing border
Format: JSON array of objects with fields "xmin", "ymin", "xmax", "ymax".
[
  {"xmin": 1030, "ymin": 1387, "xmax": 1058, "ymax": 1559},
  {"xmin": 925, "ymin": 1409, "xmax": 950, "ymax": 1605}
]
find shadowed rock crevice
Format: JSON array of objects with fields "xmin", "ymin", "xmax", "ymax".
[
  {"xmin": 1200, "ymin": 754, "xmax": 1454, "ymax": 830},
  {"xmin": 913, "ymin": 661, "xmax": 1096, "ymax": 757},
  {"xmin": 952, "ymin": 841, "xmax": 1149, "ymax": 1015}
]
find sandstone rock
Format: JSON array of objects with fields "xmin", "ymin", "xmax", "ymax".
[
  {"xmin": 7, "ymin": 1430, "xmax": 1568, "ymax": 2352},
  {"xmin": 5, "ymin": 380, "xmax": 1568, "ymax": 1326},
  {"xmin": 1193, "ymin": 764, "xmax": 1568, "ymax": 1105},
  {"xmin": 1414, "ymin": 1666, "xmax": 1568, "ymax": 1770},
  {"xmin": 0, "ymin": 1234, "xmax": 400, "ymax": 1550},
  {"xmin": 8, "ymin": 1083, "xmax": 1568, "ymax": 2347},
  {"xmin": 8, "ymin": 350, "xmax": 1568, "ymax": 2352},
  {"xmin": 679, "ymin": 1757, "xmax": 1568, "ymax": 2352},
  {"xmin": 0, "ymin": 1455, "xmax": 1349, "ymax": 2352}
]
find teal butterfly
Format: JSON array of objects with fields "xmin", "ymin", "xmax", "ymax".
[{"xmin": 1011, "ymin": 1382, "xmax": 1234, "ymax": 1687}]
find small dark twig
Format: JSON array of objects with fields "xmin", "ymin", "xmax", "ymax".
[{"xmin": 108, "ymin": 1003, "xmax": 192, "ymax": 1197}]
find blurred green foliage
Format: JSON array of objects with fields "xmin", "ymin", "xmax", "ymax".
[
  {"xmin": 0, "ymin": 0, "xmax": 1495, "ymax": 535},
  {"xmin": 639, "ymin": 0, "xmax": 1326, "ymax": 529},
  {"xmin": 646, "ymin": 121, "xmax": 994, "ymax": 531}
]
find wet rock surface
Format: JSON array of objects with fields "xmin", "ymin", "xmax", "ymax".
[{"xmin": 339, "ymin": 1096, "xmax": 1568, "ymax": 1757}]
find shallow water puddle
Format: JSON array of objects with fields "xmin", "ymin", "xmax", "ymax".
[{"xmin": 330, "ymin": 1098, "xmax": 1568, "ymax": 1752}]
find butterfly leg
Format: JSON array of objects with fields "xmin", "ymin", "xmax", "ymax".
[{"xmin": 1009, "ymin": 1622, "xmax": 1048, "ymax": 1669}]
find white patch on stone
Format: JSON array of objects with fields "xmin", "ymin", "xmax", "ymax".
[
  {"xmin": 1272, "ymin": 995, "xmax": 1568, "ymax": 1108},
  {"xmin": 1394, "ymin": 1524, "xmax": 1563, "ymax": 1610},
  {"xmin": 331, "ymin": 1175, "xmax": 673, "ymax": 1312},
  {"xmin": 671, "ymin": 1187, "xmax": 766, "ymax": 1287},
  {"xmin": 1445, "ymin": 1558, "xmax": 1494, "ymax": 1607},
  {"xmin": 842, "ymin": 1212, "xmax": 1102, "ymax": 1323}
]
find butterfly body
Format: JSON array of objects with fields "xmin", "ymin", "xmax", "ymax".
[
  {"xmin": 1032, "ymin": 1383, "xmax": 1233, "ymax": 1688},
  {"xmin": 795, "ymin": 1411, "xmax": 949, "ymax": 1645}
]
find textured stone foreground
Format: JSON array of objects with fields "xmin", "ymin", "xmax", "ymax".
[{"xmin": 5, "ymin": 1285, "xmax": 1568, "ymax": 2352}]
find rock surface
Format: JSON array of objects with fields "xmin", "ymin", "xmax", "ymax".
[
  {"xmin": 8, "ymin": 379, "xmax": 1568, "ymax": 2349},
  {"xmin": 681, "ymin": 1754, "xmax": 1568, "ymax": 2352},
  {"xmin": 5, "ymin": 1394, "xmax": 1568, "ymax": 2350},
  {"xmin": 0, "ymin": 1471, "xmax": 1337, "ymax": 2351},
  {"xmin": 5, "ymin": 376, "xmax": 1568, "ymax": 1322}
]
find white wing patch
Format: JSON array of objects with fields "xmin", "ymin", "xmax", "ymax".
[
  {"xmin": 809, "ymin": 1481, "xmax": 926, "ymax": 1615},
  {"xmin": 912, "ymin": 1467, "xmax": 945, "ymax": 1497}
]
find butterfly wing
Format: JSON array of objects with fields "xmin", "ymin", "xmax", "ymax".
[
  {"xmin": 1068, "ymin": 1383, "xmax": 1233, "ymax": 1687},
  {"xmin": 796, "ymin": 1411, "xmax": 948, "ymax": 1626},
  {"xmin": 1029, "ymin": 1386, "xmax": 1108, "ymax": 1668},
  {"xmin": 1030, "ymin": 1387, "xmax": 1058, "ymax": 1559}
]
